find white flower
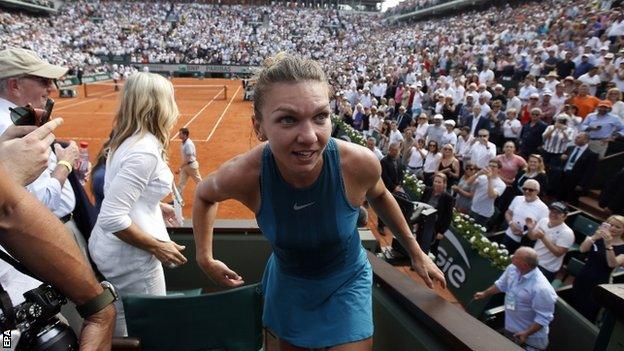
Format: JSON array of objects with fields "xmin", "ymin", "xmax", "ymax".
[
  {"xmin": 483, "ymin": 248, "xmax": 490, "ymax": 253},
  {"xmin": 491, "ymin": 242, "xmax": 499, "ymax": 248},
  {"xmin": 481, "ymin": 237, "xmax": 489, "ymax": 243},
  {"xmin": 501, "ymin": 249, "xmax": 509, "ymax": 255},
  {"xmin": 469, "ymin": 236, "xmax": 476, "ymax": 243}
]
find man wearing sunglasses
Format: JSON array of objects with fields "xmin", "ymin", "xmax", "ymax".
[
  {"xmin": 502, "ymin": 179, "xmax": 549, "ymax": 254},
  {"xmin": 0, "ymin": 48, "xmax": 93, "ymax": 320}
]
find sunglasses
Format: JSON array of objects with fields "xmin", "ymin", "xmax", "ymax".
[
  {"xmin": 22, "ymin": 75, "xmax": 56, "ymax": 88},
  {"xmin": 465, "ymin": 167, "xmax": 476, "ymax": 170},
  {"xmin": 488, "ymin": 164, "xmax": 499, "ymax": 168},
  {"xmin": 478, "ymin": 134, "xmax": 488, "ymax": 137},
  {"xmin": 523, "ymin": 188, "xmax": 538, "ymax": 193}
]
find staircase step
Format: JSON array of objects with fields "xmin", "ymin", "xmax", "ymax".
[{"xmin": 577, "ymin": 196, "xmax": 609, "ymax": 221}]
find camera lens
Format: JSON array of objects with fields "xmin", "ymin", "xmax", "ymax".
[{"xmin": 20, "ymin": 318, "xmax": 78, "ymax": 351}]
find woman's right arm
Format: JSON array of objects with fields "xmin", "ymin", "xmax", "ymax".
[
  {"xmin": 98, "ymin": 152, "xmax": 187, "ymax": 266},
  {"xmin": 193, "ymin": 150, "xmax": 261, "ymax": 287}
]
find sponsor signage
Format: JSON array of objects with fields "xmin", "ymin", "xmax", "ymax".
[
  {"xmin": 137, "ymin": 63, "xmax": 258, "ymax": 74},
  {"xmin": 435, "ymin": 228, "xmax": 504, "ymax": 317}
]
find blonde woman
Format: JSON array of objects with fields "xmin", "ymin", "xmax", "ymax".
[
  {"xmin": 570, "ymin": 215, "xmax": 624, "ymax": 321},
  {"xmin": 606, "ymin": 87, "xmax": 624, "ymax": 120},
  {"xmin": 89, "ymin": 72, "xmax": 187, "ymax": 336}
]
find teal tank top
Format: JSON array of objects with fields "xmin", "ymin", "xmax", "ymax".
[{"xmin": 256, "ymin": 138, "xmax": 373, "ymax": 348}]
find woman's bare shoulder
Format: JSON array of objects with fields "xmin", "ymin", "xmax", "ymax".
[
  {"xmin": 201, "ymin": 144, "xmax": 265, "ymax": 202},
  {"xmin": 335, "ymin": 139, "xmax": 381, "ymax": 184}
]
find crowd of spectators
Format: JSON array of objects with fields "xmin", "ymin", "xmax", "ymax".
[{"xmin": 384, "ymin": 0, "xmax": 452, "ymax": 16}]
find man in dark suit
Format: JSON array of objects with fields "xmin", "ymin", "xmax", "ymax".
[
  {"xmin": 559, "ymin": 132, "xmax": 598, "ymax": 205},
  {"xmin": 396, "ymin": 106, "xmax": 412, "ymax": 132},
  {"xmin": 463, "ymin": 105, "xmax": 491, "ymax": 136},
  {"xmin": 420, "ymin": 173, "xmax": 454, "ymax": 256},
  {"xmin": 381, "ymin": 142, "xmax": 405, "ymax": 193},
  {"xmin": 379, "ymin": 142, "xmax": 405, "ymax": 236}
]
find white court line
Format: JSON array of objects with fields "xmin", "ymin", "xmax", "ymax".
[
  {"xmin": 204, "ymin": 86, "xmax": 241, "ymax": 142},
  {"xmin": 58, "ymin": 112, "xmax": 194, "ymax": 116},
  {"xmin": 170, "ymin": 88, "xmax": 224, "ymax": 140},
  {"xmin": 61, "ymin": 136, "xmax": 213, "ymax": 143},
  {"xmin": 55, "ymin": 91, "xmax": 118, "ymax": 112}
]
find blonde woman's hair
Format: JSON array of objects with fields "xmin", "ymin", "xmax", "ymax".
[
  {"xmin": 607, "ymin": 215, "xmax": 624, "ymax": 228},
  {"xmin": 526, "ymin": 154, "xmax": 546, "ymax": 174},
  {"xmin": 108, "ymin": 72, "xmax": 179, "ymax": 158},
  {"xmin": 608, "ymin": 87, "xmax": 622, "ymax": 101},
  {"xmin": 252, "ymin": 52, "xmax": 329, "ymax": 120}
]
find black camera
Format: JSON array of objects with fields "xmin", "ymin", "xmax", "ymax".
[
  {"xmin": 9, "ymin": 98, "xmax": 55, "ymax": 127},
  {"xmin": 1, "ymin": 284, "xmax": 77, "ymax": 351}
]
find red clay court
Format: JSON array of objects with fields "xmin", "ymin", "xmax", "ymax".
[{"xmin": 52, "ymin": 78, "xmax": 259, "ymax": 219}]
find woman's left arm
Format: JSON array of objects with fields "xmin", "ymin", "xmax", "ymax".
[
  {"xmin": 450, "ymin": 159, "xmax": 461, "ymax": 179},
  {"xmin": 605, "ymin": 247, "xmax": 622, "ymax": 268},
  {"xmin": 358, "ymin": 149, "xmax": 446, "ymax": 289}
]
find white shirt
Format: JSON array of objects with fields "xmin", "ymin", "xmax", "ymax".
[
  {"xmin": 0, "ymin": 98, "xmax": 72, "ymax": 303},
  {"xmin": 456, "ymin": 135, "xmax": 474, "ymax": 160},
  {"xmin": 533, "ymin": 218, "xmax": 575, "ymax": 272},
  {"xmin": 504, "ymin": 196, "xmax": 549, "ymax": 243},
  {"xmin": 506, "ymin": 96, "xmax": 522, "ymax": 112},
  {"xmin": 408, "ymin": 147, "xmax": 427, "ymax": 168},
  {"xmin": 389, "ymin": 129, "xmax": 404, "ymax": 146},
  {"xmin": 440, "ymin": 130, "xmax": 457, "ymax": 147},
  {"xmin": 577, "ymin": 73, "xmax": 601, "ymax": 96},
  {"xmin": 469, "ymin": 141, "xmax": 497, "ymax": 169},
  {"xmin": 503, "ymin": 118, "xmax": 522, "ymax": 138},
  {"xmin": 89, "ymin": 133, "xmax": 173, "ymax": 275},
  {"xmin": 181, "ymin": 138, "xmax": 197, "ymax": 163},
  {"xmin": 423, "ymin": 152, "xmax": 442, "ymax": 173},
  {"xmin": 471, "ymin": 174, "xmax": 506, "ymax": 217}
]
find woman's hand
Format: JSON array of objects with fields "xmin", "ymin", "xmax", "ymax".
[
  {"xmin": 411, "ymin": 251, "xmax": 446, "ymax": 289},
  {"xmin": 160, "ymin": 202, "xmax": 180, "ymax": 226},
  {"xmin": 197, "ymin": 257, "xmax": 245, "ymax": 287},
  {"xmin": 151, "ymin": 240, "xmax": 187, "ymax": 267}
]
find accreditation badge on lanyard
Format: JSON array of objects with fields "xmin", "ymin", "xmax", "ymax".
[{"xmin": 505, "ymin": 292, "xmax": 516, "ymax": 311}]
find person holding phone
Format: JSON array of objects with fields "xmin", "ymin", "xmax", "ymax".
[
  {"xmin": 569, "ymin": 215, "xmax": 624, "ymax": 322},
  {"xmin": 0, "ymin": 48, "xmax": 93, "ymax": 308}
]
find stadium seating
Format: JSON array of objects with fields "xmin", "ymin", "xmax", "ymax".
[{"xmin": 123, "ymin": 284, "xmax": 263, "ymax": 351}]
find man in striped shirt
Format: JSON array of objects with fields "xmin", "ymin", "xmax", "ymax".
[{"xmin": 542, "ymin": 113, "xmax": 574, "ymax": 198}]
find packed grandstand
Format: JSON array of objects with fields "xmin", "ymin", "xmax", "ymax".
[{"xmin": 1, "ymin": 0, "xmax": 624, "ymax": 350}]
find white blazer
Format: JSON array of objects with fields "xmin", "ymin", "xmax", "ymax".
[{"xmin": 89, "ymin": 132, "xmax": 173, "ymax": 276}]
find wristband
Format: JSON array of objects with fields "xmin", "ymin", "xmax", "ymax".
[
  {"xmin": 57, "ymin": 160, "xmax": 73, "ymax": 173},
  {"xmin": 76, "ymin": 281, "xmax": 118, "ymax": 319}
]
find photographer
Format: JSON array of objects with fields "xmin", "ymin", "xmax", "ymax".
[
  {"xmin": 0, "ymin": 165, "xmax": 115, "ymax": 350},
  {"xmin": 0, "ymin": 48, "xmax": 95, "ymax": 304}
]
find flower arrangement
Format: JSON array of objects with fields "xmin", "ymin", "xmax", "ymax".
[
  {"xmin": 453, "ymin": 212, "xmax": 511, "ymax": 270},
  {"xmin": 401, "ymin": 173, "xmax": 426, "ymax": 200},
  {"xmin": 331, "ymin": 115, "xmax": 367, "ymax": 146},
  {"xmin": 401, "ymin": 176, "xmax": 512, "ymax": 270}
]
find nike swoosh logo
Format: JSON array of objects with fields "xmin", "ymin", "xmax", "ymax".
[{"xmin": 293, "ymin": 202, "xmax": 315, "ymax": 211}]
